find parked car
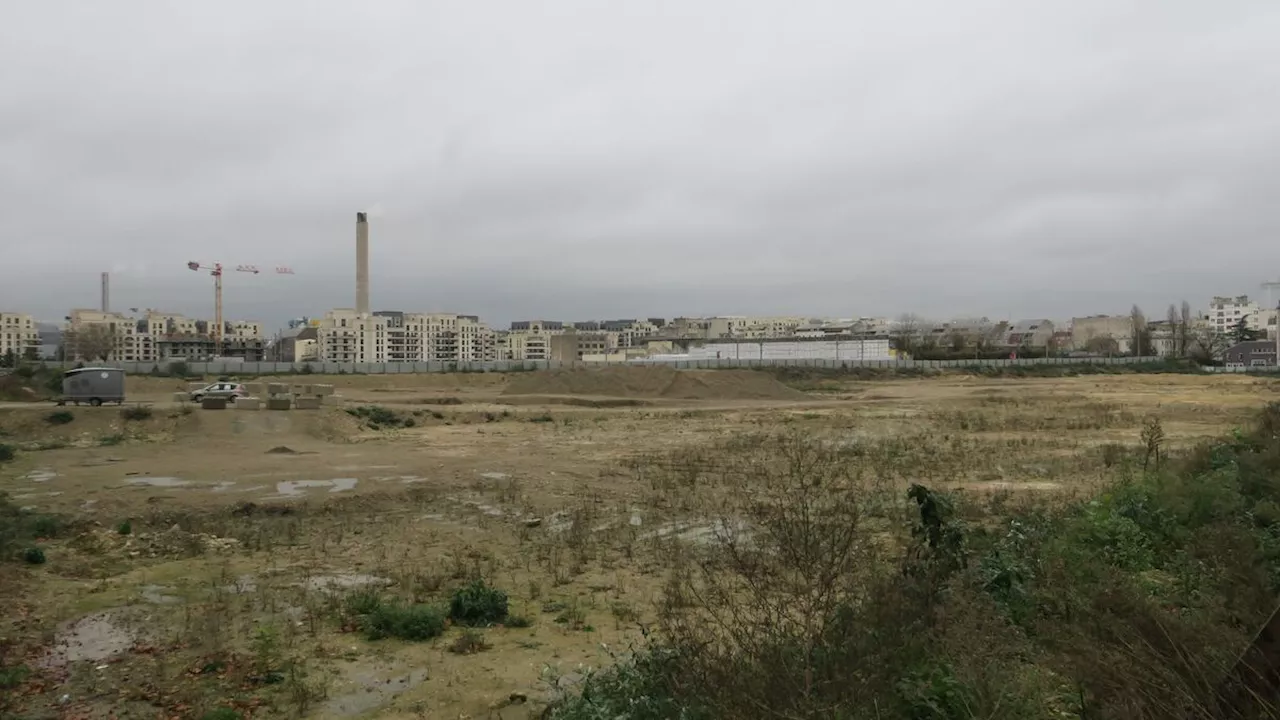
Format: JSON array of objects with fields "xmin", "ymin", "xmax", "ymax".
[{"xmin": 190, "ymin": 382, "xmax": 248, "ymax": 402}]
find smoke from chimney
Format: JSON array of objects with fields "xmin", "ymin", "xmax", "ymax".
[
  {"xmin": 101, "ymin": 272, "xmax": 110, "ymax": 313},
  {"xmin": 356, "ymin": 212, "xmax": 369, "ymax": 315}
]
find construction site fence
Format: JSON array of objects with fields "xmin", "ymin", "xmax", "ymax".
[{"xmin": 38, "ymin": 355, "xmax": 1175, "ymax": 376}]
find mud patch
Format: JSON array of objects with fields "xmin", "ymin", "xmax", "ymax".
[
  {"xmin": 38, "ymin": 610, "xmax": 139, "ymax": 669},
  {"xmin": 325, "ymin": 665, "xmax": 428, "ymax": 716}
]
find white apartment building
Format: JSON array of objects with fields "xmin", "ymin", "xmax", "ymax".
[
  {"xmin": 319, "ymin": 309, "xmax": 497, "ymax": 363},
  {"xmin": 318, "ymin": 309, "xmax": 389, "ymax": 363},
  {"xmin": 1208, "ymin": 296, "xmax": 1263, "ymax": 335},
  {"xmin": 505, "ymin": 320, "xmax": 565, "ymax": 361},
  {"xmin": 0, "ymin": 312, "xmax": 40, "ymax": 361}
]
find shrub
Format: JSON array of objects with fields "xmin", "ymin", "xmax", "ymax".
[
  {"xmin": 363, "ymin": 602, "xmax": 446, "ymax": 641},
  {"xmin": 31, "ymin": 515, "xmax": 59, "ymax": 538},
  {"xmin": 116, "ymin": 520, "xmax": 132, "ymax": 536},
  {"xmin": 0, "ymin": 444, "xmax": 13, "ymax": 463},
  {"xmin": 45, "ymin": 410, "xmax": 74, "ymax": 425},
  {"xmin": 120, "ymin": 405, "xmax": 153, "ymax": 421},
  {"xmin": 22, "ymin": 547, "xmax": 46, "ymax": 565},
  {"xmin": 449, "ymin": 580, "xmax": 509, "ymax": 626}
]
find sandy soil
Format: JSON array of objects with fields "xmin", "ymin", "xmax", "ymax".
[{"xmin": 1, "ymin": 368, "xmax": 1277, "ymax": 718}]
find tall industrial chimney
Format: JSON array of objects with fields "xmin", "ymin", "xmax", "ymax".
[
  {"xmin": 101, "ymin": 272, "xmax": 110, "ymax": 313},
  {"xmin": 356, "ymin": 212, "xmax": 369, "ymax": 315}
]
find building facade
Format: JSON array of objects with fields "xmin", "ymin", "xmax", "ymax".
[
  {"xmin": 1209, "ymin": 296, "xmax": 1262, "ymax": 335},
  {"xmin": 64, "ymin": 309, "xmax": 264, "ymax": 362},
  {"xmin": 0, "ymin": 312, "xmax": 40, "ymax": 362}
]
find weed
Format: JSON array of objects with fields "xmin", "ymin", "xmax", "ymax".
[
  {"xmin": 120, "ymin": 405, "xmax": 153, "ymax": 421},
  {"xmin": 448, "ymin": 628, "xmax": 491, "ymax": 655},
  {"xmin": 449, "ymin": 579, "xmax": 509, "ymax": 626},
  {"xmin": 362, "ymin": 602, "xmax": 447, "ymax": 641},
  {"xmin": 45, "ymin": 410, "xmax": 74, "ymax": 425}
]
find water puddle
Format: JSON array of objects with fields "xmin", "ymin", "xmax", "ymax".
[
  {"xmin": 13, "ymin": 491, "xmax": 64, "ymax": 500},
  {"xmin": 325, "ymin": 666, "xmax": 428, "ymax": 716},
  {"xmin": 22, "ymin": 468, "xmax": 57, "ymax": 483},
  {"xmin": 38, "ymin": 610, "xmax": 138, "ymax": 668},
  {"xmin": 140, "ymin": 585, "xmax": 181, "ymax": 605},
  {"xmin": 126, "ymin": 476, "xmax": 191, "ymax": 488},
  {"xmin": 303, "ymin": 573, "xmax": 391, "ymax": 592},
  {"xmin": 335, "ymin": 465, "xmax": 395, "ymax": 471},
  {"xmin": 480, "ymin": 471, "xmax": 509, "ymax": 480},
  {"xmin": 272, "ymin": 478, "xmax": 358, "ymax": 497}
]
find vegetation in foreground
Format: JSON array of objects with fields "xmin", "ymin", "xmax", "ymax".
[{"xmin": 554, "ymin": 407, "xmax": 1280, "ymax": 720}]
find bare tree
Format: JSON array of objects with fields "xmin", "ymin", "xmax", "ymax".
[
  {"xmin": 1179, "ymin": 300, "xmax": 1193, "ymax": 357},
  {"xmin": 63, "ymin": 324, "xmax": 116, "ymax": 361},
  {"xmin": 1188, "ymin": 325, "xmax": 1229, "ymax": 365},
  {"xmin": 891, "ymin": 313, "xmax": 921, "ymax": 354}
]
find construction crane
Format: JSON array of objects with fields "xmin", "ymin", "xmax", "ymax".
[{"xmin": 186, "ymin": 262, "xmax": 295, "ymax": 356}]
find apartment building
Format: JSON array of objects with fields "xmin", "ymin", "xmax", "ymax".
[
  {"xmin": 570, "ymin": 319, "xmax": 662, "ymax": 348},
  {"xmin": 65, "ymin": 309, "xmax": 266, "ymax": 362},
  {"xmin": 320, "ymin": 309, "xmax": 498, "ymax": 363},
  {"xmin": 318, "ymin": 309, "xmax": 389, "ymax": 363},
  {"xmin": 549, "ymin": 332, "xmax": 620, "ymax": 361},
  {"xmin": 505, "ymin": 320, "xmax": 565, "ymax": 361},
  {"xmin": 1208, "ymin": 296, "xmax": 1262, "ymax": 335},
  {"xmin": 0, "ymin": 312, "xmax": 40, "ymax": 362}
]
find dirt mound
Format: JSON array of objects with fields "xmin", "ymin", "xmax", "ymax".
[{"xmin": 501, "ymin": 367, "xmax": 809, "ymax": 401}]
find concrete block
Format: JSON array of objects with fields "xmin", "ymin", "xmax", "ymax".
[
  {"xmin": 312, "ymin": 384, "xmax": 335, "ymax": 396},
  {"xmin": 293, "ymin": 397, "xmax": 321, "ymax": 410},
  {"xmin": 322, "ymin": 394, "xmax": 345, "ymax": 406},
  {"xmin": 266, "ymin": 397, "xmax": 293, "ymax": 411},
  {"xmin": 244, "ymin": 382, "xmax": 265, "ymax": 396},
  {"xmin": 201, "ymin": 397, "xmax": 228, "ymax": 410},
  {"xmin": 267, "ymin": 383, "xmax": 289, "ymax": 395},
  {"xmin": 290, "ymin": 384, "xmax": 307, "ymax": 396},
  {"xmin": 172, "ymin": 392, "xmax": 191, "ymax": 403},
  {"xmin": 234, "ymin": 397, "xmax": 261, "ymax": 410}
]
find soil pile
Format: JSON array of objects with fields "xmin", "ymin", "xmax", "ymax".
[{"xmin": 502, "ymin": 366, "xmax": 809, "ymax": 401}]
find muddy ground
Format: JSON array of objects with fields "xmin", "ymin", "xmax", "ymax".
[{"xmin": 1, "ymin": 367, "xmax": 1276, "ymax": 718}]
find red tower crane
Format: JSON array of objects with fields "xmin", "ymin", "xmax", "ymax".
[{"xmin": 186, "ymin": 262, "xmax": 294, "ymax": 356}]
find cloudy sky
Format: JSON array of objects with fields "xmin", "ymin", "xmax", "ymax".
[{"xmin": 3, "ymin": 1, "xmax": 1279, "ymax": 329}]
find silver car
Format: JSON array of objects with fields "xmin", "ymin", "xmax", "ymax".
[{"xmin": 190, "ymin": 382, "xmax": 248, "ymax": 402}]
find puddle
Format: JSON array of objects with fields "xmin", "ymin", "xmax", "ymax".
[
  {"xmin": 22, "ymin": 468, "xmax": 58, "ymax": 483},
  {"xmin": 272, "ymin": 478, "xmax": 359, "ymax": 497},
  {"xmin": 39, "ymin": 610, "xmax": 138, "ymax": 668},
  {"xmin": 325, "ymin": 666, "xmax": 428, "ymax": 716},
  {"xmin": 630, "ymin": 512, "xmax": 643, "ymax": 527},
  {"xmin": 140, "ymin": 585, "xmax": 181, "ymax": 605},
  {"xmin": 967, "ymin": 481, "xmax": 1063, "ymax": 491},
  {"xmin": 371, "ymin": 475, "xmax": 427, "ymax": 485},
  {"xmin": 480, "ymin": 471, "xmax": 509, "ymax": 480},
  {"xmin": 126, "ymin": 476, "xmax": 191, "ymax": 488},
  {"xmin": 335, "ymin": 465, "xmax": 395, "ymax": 471},
  {"xmin": 303, "ymin": 574, "xmax": 391, "ymax": 592},
  {"xmin": 13, "ymin": 491, "xmax": 64, "ymax": 500},
  {"xmin": 211, "ymin": 481, "xmax": 238, "ymax": 492}
]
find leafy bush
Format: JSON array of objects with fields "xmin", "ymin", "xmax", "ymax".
[
  {"xmin": 0, "ymin": 443, "xmax": 13, "ymax": 463},
  {"xmin": 448, "ymin": 629, "xmax": 491, "ymax": 654},
  {"xmin": 120, "ymin": 405, "xmax": 153, "ymax": 421},
  {"xmin": 347, "ymin": 593, "xmax": 446, "ymax": 642},
  {"xmin": 22, "ymin": 547, "xmax": 46, "ymax": 565},
  {"xmin": 45, "ymin": 410, "xmax": 74, "ymax": 425},
  {"xmin": 116, "ymin": 520, "xmax": 132, "ymax": 536},
  {"xmin": 449, "ymin": 580, "xmax": 509, "ymax": 626}
]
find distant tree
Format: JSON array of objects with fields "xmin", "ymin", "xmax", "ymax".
[
  {"xmin": 1085, "ymin": 336, "xmax": 1121, "ymax": 355},
  {"xmin": 1189, "ymin": 326, "xmax": 1230, "ymax": 364},
  {"xmin": 892, "ymin": 314, "xmax": 922, "ymax": 354},
  {"xmin": 1233, "ymin": 315, "xmax": 1263, "ymax": 344},
  {"xmin": 63, "ymin": 324, "xmax": 115, "ymax": 362},
  {"xmin": 1179, "ymin": 301, "xmax": 1193, "ymax": 357},
  {"xmin": 22, "ymin": 345, "xmax": 38, "ymax": 362},
  {"xmin": 0, "ymin": 350, "xmax": 14, "ymax": 368},
  {"xmin": 1130, "ymin": 305, "xmax": 1151, "ymax": 356},
  {"xmin": 948, "ymin": 331, "xmax": 968, "ymax": 353}
]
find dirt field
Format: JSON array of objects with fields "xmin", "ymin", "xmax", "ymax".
[{"xmin": 1, "ymin": 367, "xmax": 1276, "ymax": 718}]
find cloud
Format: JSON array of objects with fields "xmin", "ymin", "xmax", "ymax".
[{"xmin": 2, "ymin": 0, "xmax": 1279, "ymax": 328}]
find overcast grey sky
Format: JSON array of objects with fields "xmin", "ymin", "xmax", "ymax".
[{"xmin": 3, "ymin": 1, "xmax": 1279, "ymax": 329}]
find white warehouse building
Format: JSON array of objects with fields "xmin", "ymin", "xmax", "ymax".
[{"xmin": 644, "ymin": 338, "xmax": 894, "ymax": 362}]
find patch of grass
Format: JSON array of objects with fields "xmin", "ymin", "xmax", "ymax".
[
  {"xmin": 528, "ymin": 414, "xmax": 555, "ymax": 424},
  {"xmin": 99, "ymin": 433, "xmax": 125, "ymax": 446},
  {"xmin": 120, "ymin": 405, "xmax": 153, "ymax": 421},
  {"xmin": 0, "ymin": 663, "xmax": 30, "ymax": 690},
  {"xmin": 505, "ymin": 614, "xmax": 533, "ymax": 628},
  {"xmin": 199, "ymin": 708, "xmax": 240, "ymax": 720},
  {"xmin": 358, "ymin": 599, "xmax": 447, "ymax": 641},
  {"xmin": 45, "ymin": 410, "xmax": 74, "ymax": 425},
  {"xmin": 345, "ymin": 405, "xmax": 415, "ymax": 429},
  {"xmin": 449, "ymin": 579, "xmax": 509, "ymax": 626}
]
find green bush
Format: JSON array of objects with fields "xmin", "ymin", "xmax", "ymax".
[
  {"xmin": 364, "ymin": 602, "xmax": 447, "ymax": 641},
  {"xmin": 120, "ymin": 405, "xmax": 153, "ymax": 421},
  {"xmin": 45, "ymin": 410, "xmax": 74, "ymax": 425},
  {"xmin": 0, "ymin": 443, "xmax": 13, "ymax": 463},
  {"xmin": 116, "ymin": 520, "xmax": 132, "ymax": 536},
  {"xmin": 22, "ymin": 547, "xmax": 46, "ymax": 565},
  {"xmin": 449, "ymin": 579, "xmax": 509, "ymax": 626}
]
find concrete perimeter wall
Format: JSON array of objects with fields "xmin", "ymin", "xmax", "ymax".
[{"xmin": 39, "ymin": 355, "xmax": 1175, "ymax": 376}]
